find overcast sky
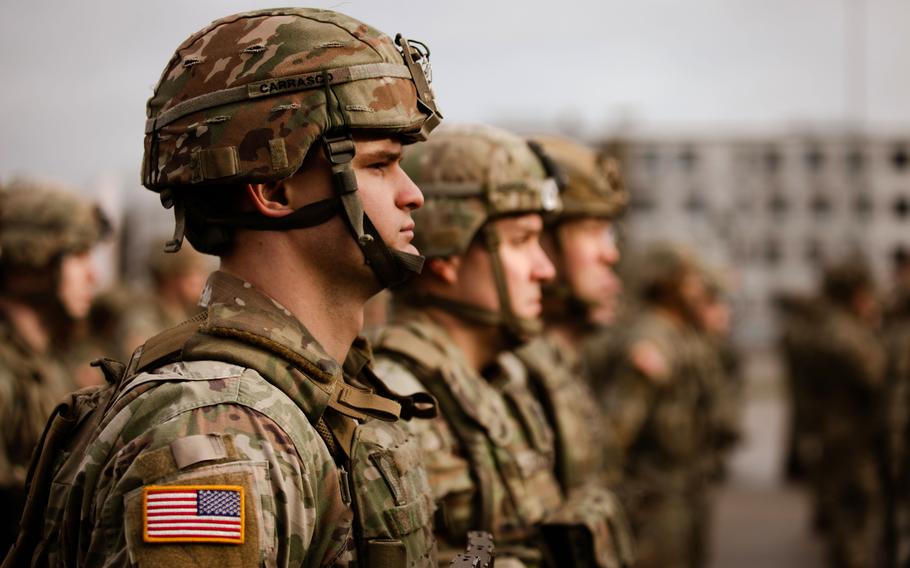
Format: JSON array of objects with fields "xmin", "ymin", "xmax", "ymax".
[{"xmin": 1, "ymin": 0, "xmax": 909, "ymax": 188}]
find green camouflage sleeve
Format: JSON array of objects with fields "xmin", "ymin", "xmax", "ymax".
[{"xmin": 79, "ymin": 369, "xmax": 354, "ymax": 567}]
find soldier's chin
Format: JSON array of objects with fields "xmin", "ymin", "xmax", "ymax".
[{"xmin": 396, "ymin": 243, "xmax": 420, "ymax": 256}]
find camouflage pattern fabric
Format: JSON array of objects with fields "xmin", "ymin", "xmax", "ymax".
[
  {"xmin": 143, "ymin": 7, "xmax": 439, "ymax": 191},
  {"xmin": 372, "ymin": 313, "xmax": 564, "ymax": 567},
  {"xmin": 528, "ymin": 135, "xmax": 627, "ymax": 222},
  {"xmin": 0, "ymin": 179, "xmax": 107, "ymax": 269},
  {"xmin": 403, "ymin": 123, "xmax": 561, "ymax": 260},
  {"xmin": 883, "ymin": 318, "xmax": 910, "ymax": 567},
  {"xmin": 515, "ymin": 334, "xmax": 636, "ymax": 568},
  {"xmin": 0, "ymin": 315, "xmax": 72, "ymax": 556},
  {"xmin": 791, "ymin": 302, "xmax": 887, "ymax": 568},
  {"xmin": 25, "ymin": 271, "xmax": 437, "ymax": 567},
  {"xmin": 586, "ymin": 310, "xmax": 714, "ymax": 568}
]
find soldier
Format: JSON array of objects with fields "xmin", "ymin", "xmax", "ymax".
[
  {"xmin": 512, "ymin": 135, "xmax": 635, "ymax": 567},
  {"xmin": 118, "ymin": 243, "xmax": 212, "ymax": 359},
  {"xmin": 802, "ymin": 261, "xmax": 888, "ymax": 568},
  {"xmin": 372, "ymin": 123, "xmax": 580, "ymax": 566},
  {"xmin": 692, "ymin": 265, "xmax": 742, "ymax": 482},
  {"xmin": 0, "ymin": 179, "xmax": 108, "ymax": 555},
  {"xmin": 585, "ymin": 244, "xmax": 714, "ymax": 568},
  {"xmin": 5, "ymin": 8, "xmax": 444, "ymax": 567}
]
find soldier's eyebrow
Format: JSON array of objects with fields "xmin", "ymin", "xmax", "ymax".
[{"xmin": 355, "ymin": 148, "xmax": 403, "ymax": 165}]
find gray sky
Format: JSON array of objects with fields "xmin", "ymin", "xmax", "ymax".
[{"xmin": 1, "ymin": 0, "xmax": 909, "ymax": 188}]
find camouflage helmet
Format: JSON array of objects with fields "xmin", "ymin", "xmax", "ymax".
[
  {"xmin": 142, "ymin": 8, "xmax": 442, "ymax": 288},
  {"xmin": 146, "ymin": 240, "xmax": 213, "ymax": 283},
  {"xmin": 0, "ymin": 178, "xmax": 109, "ymax": 269},
  {"xmin": 402, "ymin": 123, "xmax": 561, "ymax": 341},
  {"xmin": 632, "ymin": 242, "xmax": 700, "ymax": 303},
  {"xmin": 528, "ymin": 135, "xmax": 627, "ymax": 221},
  {"xmin": 404, "ymin": 123, "xmax": 561, "ymax": 258}
]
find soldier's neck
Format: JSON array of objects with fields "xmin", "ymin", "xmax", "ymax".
[
  {"xmin": 426, "ymin": 308, "xmax": 504, "ymax": 373},
  {"xmin": 0, "ymin": 298, "xmax": 50, "ymax": 353},
  {"xmin": 546, "ymin": 321, "xmax": 584, "ymax": 351},
  {"xmin": 219, "ymin": 258, "xmax": 366, "ymax": 365}
]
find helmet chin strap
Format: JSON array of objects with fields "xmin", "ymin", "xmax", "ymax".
[
  {"xmin": 322, "ymin": 131, "xmax": 425, "ymax": 288},
  {"xmin": 419, "ymin": 222, "xmax": 541, "ymax": 345}
]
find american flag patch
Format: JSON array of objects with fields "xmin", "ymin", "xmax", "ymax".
[{"xmin": 143, "ymin": 485, "xmax": 244, "ymax": 544}]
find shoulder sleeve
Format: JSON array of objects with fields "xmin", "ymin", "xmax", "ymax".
[{"xmin": 89, "ymin": 397, "xmax": 352, "ymax": 568}]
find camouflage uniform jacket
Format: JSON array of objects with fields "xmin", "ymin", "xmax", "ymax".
[
  {"xmin": 372, "ymin": 313, "xmax": 563, "ymax": 567},
  {"xmin": 0, "ymin": 314, "xmax": 72, "ymax": 492},
  {"xmin": 588, "ymin": 310, "xmax": 710, "ymax": 495},
  {"xmin": 0, "ymin": 312, "xmax": 73, "ymax": 555},
  {"xmin": 514, "ymin": 334, "xmax": 636, "ymax": 568},
  {"xmin": 30, "ymin": 271, "xmax": 436, "ymax": 567}
]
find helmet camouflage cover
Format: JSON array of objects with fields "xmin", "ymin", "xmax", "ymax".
[
  {"xmin": 528, "ymin": 134, "xmax": 627, "ymax": 221},
  {"xmin": 401, "ymin": 123, "xmax": 561, "ymax": 341},
  {"xmin": 143, "ymin": 8, "xmax": 440, "ymax": 190},
  {"xmin": 0, "ymin": 178, "xmax": 108, "ymax": 268},
  {"xmin": 403, "ymin": 122, "xmax": 561, "ymax": 259},
  {"xmin": 142, "ymin": 8, "xmax": 441, "ymax": 287}
]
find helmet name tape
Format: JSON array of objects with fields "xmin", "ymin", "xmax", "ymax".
[{"xmin": 146, "ymin": 62, "xmax": 413, "ymax": 134}]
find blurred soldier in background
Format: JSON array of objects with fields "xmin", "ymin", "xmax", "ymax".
[
  {"xmin": 512, "ymin": 135, "xmax": 635, "ymax": 567},
  {"xmin": 117, "ymin": 242, "xmax": 211, "ymax": 357},
  {"xmin": 373, "ymin": 123, "xmax": 576, "ymax": 566},
  {"xmin": 693, "ymin": 266, "xmax": 742, "ymax": 482},
  {"xmin": 881, "ymin": 252, "xmax": 910, "ymax": 567},
  {"xmin": 586, "ymin": 243, "xmax": 715, "ymax": 568},
  {"xmin": 790, "ymin": 260, "xmax": 887, "ymax": 568},
  {"xmin": 0, "ymin": 179, "xmax": 108, "ymax": 555},
  {"xmin": 777, "ymin": 291, "xmax": 827, "ymax": 485},
  {"xmin": 4, "ymin": 8, "xmax": 445, "ymax": 566}
]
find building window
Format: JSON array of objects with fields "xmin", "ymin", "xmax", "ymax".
[
  {"xmin": 765, "ymin": 239, "xmax": 782, "ymax": 265},
  {"xmin": 679, "ymin": 146, "xmax": 697, "ymax": 172},
  {"xmin": 810, "ymin": 193, "xmax": 832, "ymax": 216},
  {"xmin": 805, "ymin": 147, "xmax": 824, "ymax": 172},
  {"xmin": 892, "ymin": 145, "xmax": 909, "ymax": 172},
  {"xmin": 846, "ymin": 149, "xmax": 864, "ymax": 174},
  {"xmin": 853, "ymin": 194, "xmax": 873, "ymax": 217},
  {"xmin": 764, "ymin": 149, "xmax": 781, "ymax": 174},
  {"xmin": 685, "ymin": 192, "xmax": 706, "ymax": 213},
  {"xmin": 893, "ymin": 195, "xmax": 910, "ymax": 219},
  {"xmin": 769, "ymin": 193, "xmax": 789, "ymax": 215}
]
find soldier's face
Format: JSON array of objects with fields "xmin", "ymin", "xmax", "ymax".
[
  {"xmin": 555, "ymin": 218, "xmax": 621, "ymax": 324},
  {"xmin": 456, "ymin": 214, "xmax": 555, "ymax": 321},
  {"xmin": 57, "ymin": 250, "xmax": 97, "ymax": 319},
  {"xmin": 352, "ymin": 137, "xmax": 424, "ymax": 256}
]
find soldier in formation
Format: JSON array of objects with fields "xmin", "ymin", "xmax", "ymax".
[
  {"xmin": 5, "ymin": 8, "xmax": 447, "ymax": 566},
  {"xmin": 374, "ymin": 122, "xmax": 611, "ymax": 567},
  {"xmin": 585, "ymin": 244, "xmax": 719, "ymax": 568},
  {"xmin": 0, "ymin": 179, "xmax": 108, "ymax": 555},
  {"xmin": 512, "ymin": 135, "xmax": 636, "ymax": 567},
  {"xmin": 781, "ymin": 261, "xmax": 887, "ymax": 568}
]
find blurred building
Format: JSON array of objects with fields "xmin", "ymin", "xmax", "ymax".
[{"xmin": 604, "ymin": 130, "xmax": 910, "ymax": 347}]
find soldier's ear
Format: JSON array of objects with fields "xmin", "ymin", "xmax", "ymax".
[
  {"xmin": 426, "ymin": 257, "xmax": 461, "ymax": 285},
  {"xmin": 246, "ymin": 182, "xmax": 293, "ymax": 217}
]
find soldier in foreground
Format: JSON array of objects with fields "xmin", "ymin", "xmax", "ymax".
[
  {"xmin": 5, "ymin": 8, "xmax": 445, "ymax": 566},
  {"xmin": 586, "ymin": 244, "xmax": 714, "ymax": 568},
  {"xmin": 372, "ymin": 123, "xmax": 571, "ymax": 566},
  {"xmin": 0, "ymin": 180, "xmax": 108, "ymax": 555},
  {"xmin": 512, "ymin": 135, "xmax": 636, "ymax": 567}
]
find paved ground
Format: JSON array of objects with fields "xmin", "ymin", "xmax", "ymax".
[{"xmin": 708, "ymin": 349, "xmax": 826, "ymax": 568}]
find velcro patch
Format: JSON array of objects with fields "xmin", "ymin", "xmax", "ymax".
[{"xmin": 143, "ymin": 485, "xmax": 244, "ymax": 544}]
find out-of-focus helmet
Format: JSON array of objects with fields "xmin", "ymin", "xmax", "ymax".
[{"xmin": 402, "ymin": 123, "xmax": 561, "ymax": 340}]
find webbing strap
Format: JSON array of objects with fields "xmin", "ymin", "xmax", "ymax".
[
  {"xmin": 145, "ymin": 62, "xmax": 412, "ymax": 133},
  {"xmin": 329, "ymin": 383, "xmax": 401, "ymax": 422}
]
